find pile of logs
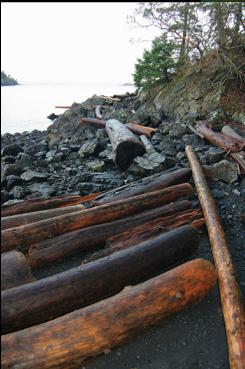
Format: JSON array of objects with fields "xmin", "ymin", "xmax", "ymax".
[{"xmin": 1, "ymin": 157, "xmax": 244, "ymax": 369}]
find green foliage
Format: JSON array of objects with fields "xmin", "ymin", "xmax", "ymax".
[
  {"xmin": 1, "ymin": 71, "xmax": 18, "ymax": 86},
  {"xmin": 133, "ymin": 35, "xmax": 177, "ymax": 91}
]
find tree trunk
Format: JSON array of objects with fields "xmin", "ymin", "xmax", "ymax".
[
  {"xmin": 1, "ymin": 204, "xmax": 85, "ymax": 230},
  {"xmin": 85, "ymin": 209, "xmax": 203, "ymax": 263},
  {"xmin": 92, "ymin": 167, "xmax": 191, "ymax": 206},
  {"xmin": 185, "ymin": 145, "xmax": 245, "ymax": 369},
  {"xmin": 1, "ymin": 251, "xmax": 36, "ymax": 291},
  {"xmin": 1, "ymin": 258, "xmax": 217, "ymax": 369},
  {"xmin": 178, "ymin": 2, "xmax": 189, "ymax": 64},
  {"xmin": 105, "ymin": 119, "xmax": 146, "ymax": 169},
  {"xmin": 1, "ymin": 183, "xmax": 194, "ymax": 253},
  {"xmin": 29, "ymin": 200, "xmax": 192, "ymax": 269},
  {"xmin": 2, "ymin": 225, "xmax": 200, "ymax": 333},
  {"xmin": 1, "ymin": 193, "xmax": 98, "ymax": 217}
]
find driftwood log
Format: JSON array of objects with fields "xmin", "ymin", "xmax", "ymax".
[
  {"xmin": 195, "ymin": 121, "xmax": 245, "ymax": 152},
  {"xmin": 1, "ymin": 251, "xmax": 36, "ymax": 291},
  {"xmin": 185, "ymin": 145, "xmax": 245, "ymax": 369},
  {"xmin": 1, "ymin": 193, "xmax": 100, "ymax": 217},
  {"xmin": 1, "ymin": 258, "xmax": 217, "ymax": 369},
  {"xmin": 1, "ymin": 204, "xmax": 85, "ymax": 230},
  {"xmin": 230, "ymin": 151, "xmax": 245, "ymax": 175},
  {"xmin": 92, "ymin": 167, "xmax": 191, "ymax": 206},
  {"xmin": 1, "ymin": 183, "xmax": 194, "ymax": 253},
  {"xmin": 2, "ymin": 225, "xmax": 200, "ymax": 333},
  {"xmin": 221, "ymin": 125, "xmax": 245, "ymax": 146},
  {"xmin": 85, "ymin": 209, "xmax": 203, "ymax": 263},
  {"xmin": 80, "ymin": 117, "xmax": 156, "ymax": 138},
  {"xmin": 29, "ymin": 200, "xmax": 192, "ymax": 269},
  {"xmin": 140, "ymin": 134, "xmax": 155, "ymax": 153},
  {"xmin": 105, "ymin": 119, "xmax": 146, "ymax": 169}
]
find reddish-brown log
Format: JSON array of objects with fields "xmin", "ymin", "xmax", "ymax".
[
  {"xmin": 1, "ymin": 251, "xmax": 36, "ymax": 291},
  {"xmin": 1, "ymin": 225, "xmax": 200, "ymax": 333},
  {"xmin": 1, "ymin": 204, "xmax": 85, "ymax": 230},
  {"xmin": 1, "ymin": 194, "xmax": 84, "ymax": 217},
  {"xmin": 195, "ymin": 121, "xmax": 245, "ymax": 152},
  {"xmin": 1, "ymin": 183, "xmax": 194, "ymax": 253},
  {"xmin": 80, "ymin": 117, "xmax": 156, "ymax": 138},
  {"xmin": 92, "ymin": 167, "xmax": 191, "ymax": 206},
  {"xmin": 29, "ymin": 200, "xmax": 192, "ymax": 269},
  {"xmin": 185, "ymin": 145, "xmax": 245, "ymax": 369},
  {"xmin": 1, "ymin": 258, "xmax": 217, "ymax": 369},
  {"xmin": 85, "ymin": 209, "xmax": 203, "ymax": 263}
]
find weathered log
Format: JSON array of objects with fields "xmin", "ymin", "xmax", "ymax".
[
  {"xmin": 1, "ymin": 225, "xmax": 200, "ymax": 333},
  {"xmin": 95, "ymin": 105, "xmax": 103, "ymax": 119},
  {"xmin": 92, "ymin": 167, "xmax": 192, "ymax": 206},
  {"xmin": 106, "ymin": 119, "xmax": 146, "ymax": 169},
  {"xmin": 1, "ymin": 183, "xmax": 194, "ymax": 253},
  {"xmin": 185, "ymin": 145, "xmax": 245, "ymax": 369},
  {"xmin": 1, "ymin": 251, "xmax": 36, "ymax": 291},
  {"xmin": 1, "ymin": 258, "xmax": 217, "ymax": 369},
  {"xmin": 195, "ymin": 121, "xmax": 245, "ymax": 152},
  {"xmin": 80, "ymin": 117, "xmax": 156, "ymax": 138},
  {"xmin": 140, "ymin": 134, "xmax": 155, "ymax": 153},
  {"xmin": 1, "ymin": 204, "xmax": 85, "ymax": 230},
  {"xmin": 85, "ymin": 209, "xmax": 203, "ymax": 263},
  {"xmin": 1, "ymin": 194, "xmax": 83, "ymax": 217},
  {"xmin": 221, "ymin": 125, "xmax": 245, "ymax": 146},
  {"xmin": 230, "ymin": 151, "xmax": 245, "ymax": 175},
  {"xmin": 29, "ymin": 200, "xmax": 192, "ymax": 269}
]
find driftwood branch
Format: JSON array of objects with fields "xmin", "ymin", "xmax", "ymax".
[
  {"xmin": 2, "ymin": 225, "xmax": 200, "ymax": 333},
  {"xmin": 1, "ymin": 259, "xmax": 217, "ymax": 369},
  {"xmin": 185, "ymin": 145, "xmax": 245, "ymax": 369}
]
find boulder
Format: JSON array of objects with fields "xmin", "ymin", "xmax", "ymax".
[
  {"xmin": 16, "ymin": 153, "xmax": 32, "ymax": 169},
  {"xmin": 6, "ymin": 175, "xmax": 23, "ymax": 191},
  {"xmin": 27, "ymin": 182, "xmax": 55, "ymax": 197},
  {"xmin": 21, "ymin": 170, "xmax": 47, "ymax": 183},
  {"xmin": 1, "ymin": 143, "xmax": 23, "ymax": 157},
  {"xmin": 206, "ymin": 160, "xmax": 238, "ymax": 183}
]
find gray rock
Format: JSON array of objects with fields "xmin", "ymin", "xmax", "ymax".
[
  {"xmin": 3, "ymin": 199, "xmax": 24, "ymax": 206},
  {"xmin": 46, "ymin": 150, "xmax": 57, "ymax": 159},
  {"xmin": 1, "ymin": 190, "xmax": 10, "ymax": 204},
  {"xmin": 85, "ymin": 160, "xmax": 105, "ymax": 172},
  {"xmin": 16, "ymin": 152, "xmax": 32, "ymax": 169},
  {"xmin": 27, "ymin": 182, "xmax": 55, "ymax": 197},
  {"xmin": 232, "ymin": 112, "xmax": 245, "ymax": 125},
  {"xmin": 205, "ymin": 147, "xmax": 225, "ymax": 164},
  {"xmin": 169, "ymin": 124, "xmax": 187, "ymax": 139},
  {"xmin": 2, "ymin": 156, "xmax": 16, "ymax": 164},
  {"xmin": 212, "ymin": 189, "xmax": 225, "ymax": 199},
  {"xmin": 98, "ymin": 147, "xmax": 114, "ymax": 164},
  {"xmin": 2, "ymin": 164, "xmax": 24, "ymax": 178},
  {"xmin": 206, "ymin": 160, "xmax": 238, "ymax": 183},
  {"xmin": 6, "ymin": 175, "xmax": 23, "ymax": 191},
  {"xmin": 79, "ymin": 139, "xmax": 102, "ymax": 158},
  {"xmin": 77, "ymin": 182, "xmax": 105, "ymax": 196},
  {"xmin": 10, "ymin": 185, "xmax": 26, "ymax": 199},
  {"xmin": 176, "ymin": 152, "xmax": 186, "ymax": 161},
  {"xmin": 95, "ymin": 129, "xmax": 108, "ymax": 140},
  {"xmin": 21, "ymin": 170, "xmax": 47, "ymax": 182},
  {"xmin": 128, "ymin": 152, "xmax": 174, "ymax": 177},
  {"xmin": 1, "ymin": 143, "xmax": 23, "ymax": 157}
]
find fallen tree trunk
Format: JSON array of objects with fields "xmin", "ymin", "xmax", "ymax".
[
  {"xmin": 1, "ymin": 183, "xmax": 194, "ymax": 253},
  {"xmin": 29, "ymin": 200, "xmax": 191, "ymax": 269},
  {"xmin": 92, "ymin": 167, "xmax": 191, "ymax": 206},
  {"xmin": 140, "ymin": 134, "xmax": 155, "ymax": 153},
  {"xmin": 185, "ymin": 145, "xmax": 245, "ymax": 369},
  {"xmin": 1, "ymin": 258, "xmax": 217, "ymax": 369},
  {"xmin": 85, "ymin": 209, "xmax": 203, "ymax": 263},
  {"xmin": 105, "ymin": 119, "xmax": 146, "ymax": 169},
  {"xmin": 1, "ymin": 194, "xmax": 87, "ymax": 217},
  {"xmin": 195, "ymin": 121, "xmax": 245, "ymax": 152},
  {"xmin": 2, "ymin": 225, "xmax": 200, "ymax": 333},
  {"xmin": 1, "ymin": 204, "xmax": 85, "ymax": 230},
  {"xmin": 80, "ymin": 117, "xmax": 156, "ymax": 138},
  {"xmin": 1, "ymin": 251, "xmax": 36, "ymax": 291},
  {"xmin": 221, "ymin": 125, "xmax": 245, "ymax": 146}
]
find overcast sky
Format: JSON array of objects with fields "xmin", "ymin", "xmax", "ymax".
[{"xmin": 1, "ymin": 2, "xmax": 162, "ymax": 84}]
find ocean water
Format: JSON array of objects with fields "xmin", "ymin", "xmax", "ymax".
[{"xmin": 1, "ymin": 82, "xmax": 135, "ymax": 134}]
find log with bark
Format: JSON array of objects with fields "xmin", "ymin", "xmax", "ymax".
[
  {"xmin": 1, "ymin": 258, "xmax": 217, "ymax": 369},
  {"xmin": 80, "ymin": 117, "xmax": 156, "ymax": 138},
  {"xmin": 85, "ymin": 209, "xmax": 203, "ymax": 263},
  {"xmin": 92, "ymin": 167, "xmax": 191, "ymax": 206},
  {"xmin": 1, "ymin": 224, "xmax": 200, "ymax": 333},
  {"xmin": 1, "ymin": 251, "xmax": 36, "ymax": 291},
  {"xmin": 185, "ymin": 145, "xmax": 245, "ymax": 369},
  {"xmin": 195, "ymin": 121, "xmax": 245, "ymax": 152},
  {"xmin": 1, "ymin": 183, "xmax": 194, "ymax": 253},
  {"xmin": 1, "ymin": 204, "xmax": 85, "ymax": 230},
  {"xmin": 29, "ymin": 200, "xmax": 192, "ymax": 269},
  {"xmin": 1, "ymin": 193, "xmax": 96, "ymax": 217},
  {"xmin": 221, "ymin": 125, "xmax": 245, "ymax": 146},
  {"xmin": 105, "ymin": 119, "xmax": 146, "ymax": 169}
]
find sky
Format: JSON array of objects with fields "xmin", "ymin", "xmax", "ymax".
[{"xmin": 1, "ymin": 2, "xmax": 163, "ymax": 84}]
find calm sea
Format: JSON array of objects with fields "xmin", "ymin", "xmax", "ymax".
[{"xmin": 1, "ymin": 82, "xmax": 135, "ymax": 134}]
